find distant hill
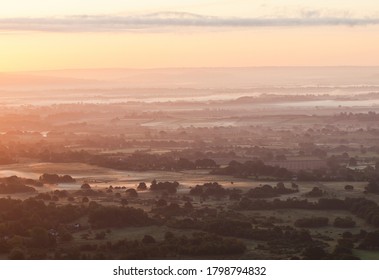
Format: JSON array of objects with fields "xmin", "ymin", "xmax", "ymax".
[{"xmin": 2, "ymin": 67, "xmax": 379, "ymax": 90}]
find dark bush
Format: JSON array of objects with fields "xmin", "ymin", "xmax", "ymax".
[
  {"xmin": 295, "ymin": 217, "xmax": 329, "ymax": 228},
  {"xmin": 333, "ymin": 217, "xmax": 356, "ymax": 228}
]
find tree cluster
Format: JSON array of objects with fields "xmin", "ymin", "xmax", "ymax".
[
  {"xmin": 246, "ymin": 182, "xmax": 298, "ymax": 198},
  {"xmin": 212, "ymin": 160, "xmax": 292, "ymax": 180},
  {"xmin": 39, "ymin": 173, "xmax": 75, "ymax": 184},
  {"xmin": 88, "ymin": 206, "xmax": 153, "ymax": 228},
  {"xmin": 150, "ymin": 180, "xmax": 179, "ymax": 194}
]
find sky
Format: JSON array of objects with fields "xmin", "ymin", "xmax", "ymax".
[{"xmin": 1, "ymin": 0, "xmax": 379, "ymax": 71}]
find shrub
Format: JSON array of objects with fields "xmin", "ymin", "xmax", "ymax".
[{"xmin": 333, "ymin": 217, "xmax": 356, "ymax": 228}]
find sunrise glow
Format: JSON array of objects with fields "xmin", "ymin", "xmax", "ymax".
[{"xmin": 1, "ymin": 0, "xmax": 379, "ymax": 71}]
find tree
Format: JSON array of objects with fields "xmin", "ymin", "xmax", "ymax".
[
  {"xmin": 164, "ymin": 231, "xmax": 175, "ymax": 241},
  {"xmin": 8, "ymin": 248, "xmax": 26, "ymax": 260},
  {"xmin": 359, "ymin": 231, "xmax": 379, "ymax": 249},
  {"xmin": 312, "ymin": 148, "xmax": 327, "ymax": 158},
  {"xmin": 150, "ymin": 181, "xmax": 179, "ymax": 193},
  {"xmin": 121, "ymin": 199, "xmax": 128, "ymax": 207},
  {"xmin": 142, "ymin": 235, "xmax": 156, "ymax": 244},
  {"xmin": 302, "ymin": 245, "xmax": 327, "ymax": 260},
  {"xmin": 151, "ymin": 179, "xmax": 157, "ymax": 187},
  {"xmin": 195, "ymin": 159, "xmax": 217, "ymax": 169},
  {"xmin": 366, "ymin": 180, "xmax": 379, "ymax": 194},
  {"xmin": 306, "ymin": 187, "xmax": 324, "ymax": 197},
  {"xmin": 125, "ymin": 189, "xmax": 138, "ymax": 198},
  {"xmin": 156, "ymin": 199, "xmax": 167, "ymax": 207},
  {"xmin": 184, "ymin": 201, "xmax": 193, "ymax": 209},
  {"xmin": 81, "ymin": 183, "xmax": 91, "ymax": 189},
  {"xmin": 58, "ymin": 226, "xmax": 73, "ymax": 242},
  {"xmin": 348, "ymin": 157, "xmax": 357, "ymax": 167},
  {"xmin": 137, "ymin": 182, "xmax": 147, "ymax": 191},
  {"xmin": 333, "ymin": 217, "xmax": 356, "ymax": 228},
  {"xmin": 176, "ymin": 158, "xmax": 196, "ymax": 170},
  {"xmin": 276, "ymin": 182, "xmax": 285, "ymax": 189},
  {"xmin": 30, "ymin": 227, "xmax": 55, "ymax": 248},
  {"xmin": 276, "ymin": 154, "xmax": 287, "ymax": 160}
]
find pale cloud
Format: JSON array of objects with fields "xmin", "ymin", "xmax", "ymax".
[{"xmin": 1, "ymin": 12, "xmax": 379, "ymax": 32}]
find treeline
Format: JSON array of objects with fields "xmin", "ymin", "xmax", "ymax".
[
  {"xmin": 0, "ymin": 176, "xmax": 41, "ymax": 194},
  {"xmin": 0, "ymin": 183, "xmax": 36, "ymax": 194},
  {"xmin": 213, "ymin": 159, "xmax": 379, "ymax": 182},
  {"xmin": 46, "ymin": 232, "xmax": 245, "ymax": 260},
  {"xmin": 18, "ymin": 145, "xmax": 379, "ymax": 182},
  {"xmin": 334, "ymin": 111, "xmax": 379, "ymax": 121},
  {"xmin": 36, "ymin": 149, "xmax": 218, "ymax": 172},
  {"xmin": 93, "ymin": 154, "xmax": 218, "ymax": 172},
  {"xmin": 366, "ymin": 179, "xmax": 379, "ymax": 194},
  {"xmin": 188, "ymin": 182, "xmax": 296, "ymax": 200},
  {"xmin": 165, "ymin": 214, "xmax": 364, "ymax": 259},
  {"xmin": 0, "ymin": 198, "xmax": 85, "ymax": 254},
  {"xmin": 246, "ymin": 182, "xmax": 298, "ymax": 198},
  {"xmin": 238, "ymin": 197, "xmax": 349, "ymax": 211},
  {"xmin": 0, "ymin": 176, "xmax": 42, "ymax": 187},
  {"xmin": 237, "ymin": 196, "xmax": 379, "ymax": 228},
  {"xmin": 105, "ymin": 232, "xmax": 246, "ymax": 259},
  {"xmin": 0, "ymin": 197, "xmax": 156, "ymax": 259},
  {"xmin": 39, "ymin": 174, "xmax": 75, "ymax": 184},
  {"xmin": 167, "ymin": 217, "xmax": 323, "ymax": 257},
  {"xmin": 206, "ymin": 219, "xmax": 311, "ymax": 242},
  {"xmin": 345, "ymin": 198, "xmax": 379, "ymax": 227},
  {"xmin": 189, "ymin": 182, "xmax": 241, "ymax": 198},
  {"xmin": 88, "ymin": 206, "xmax": 153, "ymax": 228},
  {"xmin": 0, "ymin": 197, "xmax": 247, "ymax": 259},
  {"xmin": 212, "ymin": 160, "xmax": 292, "ymax": 180},
  {"xmin": 0, "ymin": 174, "xmax": 76, "ymax": 194}
]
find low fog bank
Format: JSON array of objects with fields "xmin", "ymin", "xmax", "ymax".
[{"xmin": 1, "ymin": 67, "xmax": 379, "ymax": 106}]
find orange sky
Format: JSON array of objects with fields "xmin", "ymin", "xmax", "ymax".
[{"xmin": 1, "ymin": 1, "xmax": 379, "ymax": 71}]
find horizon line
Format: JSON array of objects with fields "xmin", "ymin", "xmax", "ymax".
[{"xmin": 3, "ymin": 65, "xmax": 379, "ymax": 74}]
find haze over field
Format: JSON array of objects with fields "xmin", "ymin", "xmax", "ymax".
[{"xmin": 1, "ymin": 67, "xmax": 379, "ymax": 109}]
